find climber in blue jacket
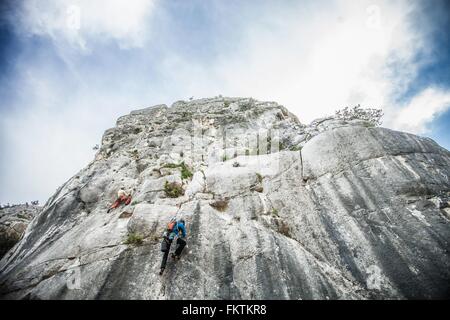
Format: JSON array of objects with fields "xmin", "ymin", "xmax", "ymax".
[
  {"xmin": 171, "ymin": 219, "xmax": 187, "ymax": 259},
  {"xmin": 159, "ymin": 218, "xmax": 187, "ymax": 275},
  {"xmin": 172, "ymin": 219, "xmax": 187, "ymax": 239}
]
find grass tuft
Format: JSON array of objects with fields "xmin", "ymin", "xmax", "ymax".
[
  {"xmin": 164, "ymin": 181, "xmax": 184, "ymax": 198},
  {"xmin": 125, "ymin": 233, "xmax": 143, "ymax": 246}
]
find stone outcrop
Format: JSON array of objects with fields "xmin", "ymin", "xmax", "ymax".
[
  {"xmin": 0, "ymin": 97, "xmax": 449, "ymax": 299},
  {"xmin": 0, "ymin": 205, "xmax": 41, "ymax": 260}
]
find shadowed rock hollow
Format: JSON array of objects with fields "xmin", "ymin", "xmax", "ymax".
[{"xmin": 0, "ymin": 97, "xmax": 449, "ymax": 299}]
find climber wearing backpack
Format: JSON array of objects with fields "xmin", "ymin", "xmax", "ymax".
[
  {"xmin": 107, "ymin": 188, "xmax": 132, "ymax": 213},
  {"xmin": 159, "ymin": 216, "xmax": 187, "ymax": 275}
]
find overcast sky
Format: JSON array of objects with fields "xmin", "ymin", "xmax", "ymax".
[{"xmin": 1, "ymin": 0, "xmax": 449, "ymax": 204}]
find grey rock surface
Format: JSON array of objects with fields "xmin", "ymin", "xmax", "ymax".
[
  {"xmin": 0, "ymin": 204, "xmax": 41, "ymax": 260},
  {"xmin": 0, "ymin": 97, "xmax": 449, "ymax": 299}
]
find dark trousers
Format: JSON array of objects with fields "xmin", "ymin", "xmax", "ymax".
[
  {"xmin": 160, "ymin": 238, "xmax": 187, "ymax": 270},
  {"xmin": 174, "ymin": 238, "xmax": 186, "ymax": 256},
  {"xmin": 160, "ymin": 238, "xmax": 173, "ymax": 270}
]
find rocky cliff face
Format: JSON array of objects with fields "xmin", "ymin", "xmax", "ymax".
[
  {"xmin": 1, "ymin": 97, "xmax": 449, "ymax": 299},
  {"xmin": 0, "ymin": 205, "xmax": 41, "ymax": 260}
]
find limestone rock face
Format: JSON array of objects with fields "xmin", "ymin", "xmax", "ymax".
[
  {"xmin": 0, "ymin": 205, "xmax": 41, "ymax": 260},
  {"xmin": 0, "ymin": 97, "xmax": 449, "ymax": 300}
]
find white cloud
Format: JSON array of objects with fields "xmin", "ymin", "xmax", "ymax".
[
  {"xmin": 388, "ymin": 88, "xmax": 450, "ymax": 134},
  {"xmin": 17, "ymin": 0, "xmax": 156, "ymax": 51}
]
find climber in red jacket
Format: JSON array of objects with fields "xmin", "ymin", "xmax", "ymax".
[{"xmin": 107, "ymin": 188, "xmax": 132, "ymax": 213}]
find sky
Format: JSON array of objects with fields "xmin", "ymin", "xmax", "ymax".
[{"xmin": 0, "ymin": 0, "xmax": 449, "ymax": 204}]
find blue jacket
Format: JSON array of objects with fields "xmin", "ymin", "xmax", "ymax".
[{"xmin": 169, "ymin": 221, "xmax": 186, "ymax": 240}]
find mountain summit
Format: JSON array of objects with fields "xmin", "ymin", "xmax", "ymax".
[{"xmin": 1, "ymin": 97, "xmax": 449, "ymax": 299}]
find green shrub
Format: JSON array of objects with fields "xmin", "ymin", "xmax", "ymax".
[
  {"xmin": 164, "ymin": 181, "xmax": 184, "ymax": 198},
  {"xmin": 180, "ymin": 162, "xmax": 193, "ymax": 179},
  {"xmin": 162, "ymin": 162, "xmax": 193, "ymax": 179},
  {"xmin": 125, "ymin": 233, "xmax": 143, "ymax": 246}
]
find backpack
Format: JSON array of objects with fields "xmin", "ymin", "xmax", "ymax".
[{"xmin": 167, "ymin": 221, "xmax": 176, "ymax": 232}]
